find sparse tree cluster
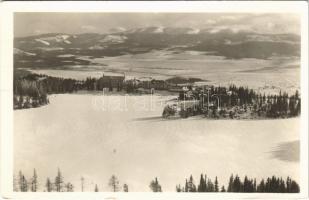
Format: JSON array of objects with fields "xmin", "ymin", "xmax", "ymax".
[{"xmin": 15, "ymin": 168, "xmax": 76, "ymax": 192}]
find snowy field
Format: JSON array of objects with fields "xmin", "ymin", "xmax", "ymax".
[{"xmin": 14, "ymin": 94, "xmax": 300, "ymax": 192}]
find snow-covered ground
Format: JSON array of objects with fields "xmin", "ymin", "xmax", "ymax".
[{"xmin": 14, "ymin": 94, "xmax": 300, "ymax": 192}]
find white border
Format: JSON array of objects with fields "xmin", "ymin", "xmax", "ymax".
[{"xmin": 0, "ymin": 1, "xmax": 308, "ymax": 200}]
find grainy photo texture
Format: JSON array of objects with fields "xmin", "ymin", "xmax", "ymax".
[{"xmin": 13, "ymin": 12, "xmax": 301, "ymax": 193}]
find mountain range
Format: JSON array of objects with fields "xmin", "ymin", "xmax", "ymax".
[{"xmin": 14, "ymin": 26, "xmax": 300, "ymax": 69}]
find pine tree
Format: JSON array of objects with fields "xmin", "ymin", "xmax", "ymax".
[
  {"xmin": 253, "ymin": 178, "xmax": 257, "ymax": 192},
  {"xmin": 220, "ymin": 186, "xmax": 226, "ymax": 192},
  {"xmin": 18, "ymin": 171, "xmax": 28, "ymax": 192},
  {"xmin": 198, "ymin": 174, "xmax": 205, "ymax": 192},
  {"xmin": 94, "ymin": 184, "xmax": 99, "ymax": 192},
  {"xmin": 45, "ymin": 178, "xmax": 52, "ymax": 192},
  {"xmin": 257, "ymin": 179, "xmax": 265, "ymax": 192},
  {"xmin": 13, "ymin": 174, "xmax": 19, "ymax": 192},
  {"xmin": 187, "ymin": 175, "xmax": 196, "ymax": 192},
  {"xmin": 227, "ymin": 174, "xmax": 234, "ymax": 192},
  {"xmin": 233, "ymin": 175, "xmax": 242, "ymax": 192},
  {"xmin": 290, "ymin": 180, "xmax": 300, "ymax": 193},
  {"xmin": 207, "ymin": 179, "xmax": 214, "ymax": 192},
  {"xmin": 109, "ymin": 175, "xmax": 120, "ymax": 192},
  {"xmin": 279, "ymin": 178, "xmax": 285, "ymax": 193},
  {"xmin": 31, "ymin": 169, "xmax": 38, "ymax": 192},
  {"xmin": 176, "ymin": 184, "xmax": 182, "ymax": 192},
  {"xmin": 123, "ymin": 184, "xmax": 129, "ymax": 192},
  {"xmin": 286, "ymin": 177, "xmax": 291, "ymax": 192},
  {"xmin": 243, "ymin": 176, "xmax": 248, "ymax": 192},
  {"xmin": 65, "ymin": 182, "xmax": 74, "ymax": 192},
  {"xmin": 54, "ymin": 168, "xmax": 64, "ymax": 192},
  {"xmin": 214, "ymin": 176, "xmax": 219, "ymax": 192},
  {"xmin": 150, "ymin": 177, "xmax": 162, "ymax": 192}
]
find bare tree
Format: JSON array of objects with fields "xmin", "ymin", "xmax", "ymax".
[{"xmin": 109, "ymin": 175, "xmax": 119, "ymax": 192}]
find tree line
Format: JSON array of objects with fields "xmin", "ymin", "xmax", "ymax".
[
  {"xmin": 14, "ymin": 169, "xmax": 299, "ymax": 193},
  {"xmin": 13, "ymin": 70, "xmax": 84, "ymax": 109},
  {"xmin": 14, "ymin": 169, "xmax": 129, "ymax": 192},
  {"xmin": 175, "ymin": 173, "xmax": 299, "ymax": 193},
  {"xmin": 175, "ymin": 85, "xmax": 301, "ymax": 119},
  {"xmin": 15, "ymin": 169, "xmax": 74, "ymax": 192}
]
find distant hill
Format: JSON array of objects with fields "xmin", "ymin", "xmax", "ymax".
[{"xmin": 14, "ymin": 27, "xmax": 300, "ymax": 69}]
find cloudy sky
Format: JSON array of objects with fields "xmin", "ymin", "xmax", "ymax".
[{"xmin": 14, "ymin": 13, "xmax": 300, "ymax": 37}]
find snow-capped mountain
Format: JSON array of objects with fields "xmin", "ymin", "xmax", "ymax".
[{"xmin": 14, "ymin": 26, "xmax": 300, "ymax": 69}]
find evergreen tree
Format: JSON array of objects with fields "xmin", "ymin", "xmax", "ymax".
[
  {"xmin": 279, "ymin": 178, "xmax": 285, "ymax": 193},
  {"xmin": 207, "ymin": 179, "xmax": 214, "ymax": 192},
  {"xmin": 198, "ymin": 174, "xmax": 205, "ymax": 192},
  {"xmin": 187, "ymin": 175, "xmax": 196, "ymax": 192},
  {"xmin": 286, "ymin": 177, "xmax": 291, "ymax": 192},
  {"xmin": 65, "ymin": 182, "xmax": 74, "ymax": 192},
  {"xmin": 290, "ymin": 180, "xmax": 300, "ymax": 193},
  {"xmin": 227, "ymin": 174, "xmax": 234, "ymax": 192},
  {"xmin": 31, "ymin": 169, "xmax": 38, "ymax": 192},
  {"xmin": 257, "ymin": 179, "xmax": 265, "ymax": 192},
  {"xmin": 45, "ymin": 178, "xmax": 53, "ymax": 192},
  {"xmin": 109, "ymin": 175, "xmax": 120, "ymax": 192},
  {"xmin": 13, "ymin": 174, "xmax": 19, "ymax": 192},
  {"xmin": 94, "ymin": 184, "xmax": 99, "ymax": 192},
  {"xmin": 54, "ymin": 168, "xmax": 64, "ymax": 192},
  {"xmin": 18, "ymin": 171, "xmax": 28, "ymax": 192},
  {"xmin": 123, "ymin": 184, "xmax": 129, "ymax": 192},
  {"xmin": 233, "ymin": 175, "xmax": 242, "ymax": 192},
  {"xmin": 243, "ymin": 176, "xmax": 249, "ymax": 192},
  {"xmin": 220, "ymin": 186, "xmax": 226, "ymax": 192},
  {"xmin": 214, "ymin": 176, "xmax": 219, "ymax": 192},
  {"xmin": 185, "ymin": 179, "xmax": 188, "ymax": 192},
  {"xmin": 149, "ymin": 177, "xmax": 162, "ymax": 192},
  {"xmin": 176, "ymin": 184, "xmax": 182, "ymax": 192}
]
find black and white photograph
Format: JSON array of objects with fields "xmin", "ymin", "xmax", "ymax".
[{"xmin": 0, "ymin": 1, "xmax": 308, "ymax": 198}]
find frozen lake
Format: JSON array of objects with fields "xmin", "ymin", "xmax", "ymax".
[
  {"xmin": 29, "ymin": 51, "xmax": 300, "ymax": 95},
  {"xmin": 14, "ymin": 94, "xmax": 300, "ymax": 192}
]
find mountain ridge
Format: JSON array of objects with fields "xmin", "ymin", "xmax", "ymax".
[{"xmin": 14, "ymin": 26, "xmax": 300, "ymax": 69}]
